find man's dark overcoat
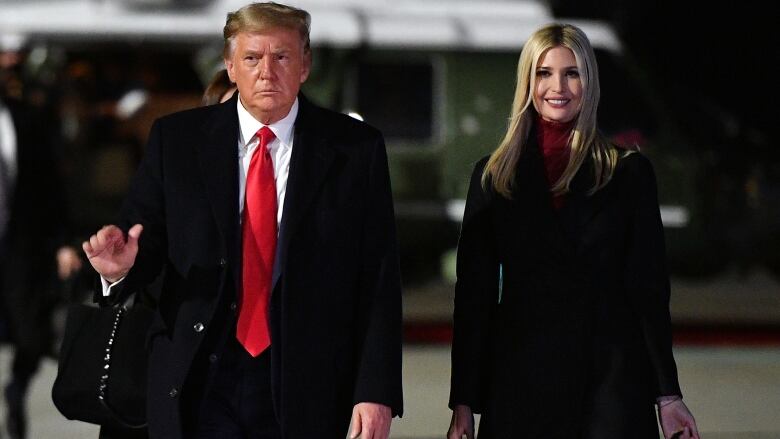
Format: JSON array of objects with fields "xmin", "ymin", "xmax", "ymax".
[
  {"xmin": 107, "ymin": 94, "xmax": 403, "ymax": 438},
  {"xmin": 449, "ymin": 133, "xmax": 681, "ymax": 438}
]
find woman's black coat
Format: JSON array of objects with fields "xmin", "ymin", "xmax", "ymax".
[{"xmin": 449, "ymin": 137, "xmax": 682, "ymax": 439}]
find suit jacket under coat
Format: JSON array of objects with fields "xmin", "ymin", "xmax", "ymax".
[
  {"xmin": 449, "ymin": 134, "xmax": 681, "ymax": 438},
  {"xmin": 109, "ymin": 94, "xmax": 403, "ymax": 438}
]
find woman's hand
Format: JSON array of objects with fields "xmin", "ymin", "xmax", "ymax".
[{"xmin": 447, "ymin": 404, "xmax": 475, "ymax": 439}]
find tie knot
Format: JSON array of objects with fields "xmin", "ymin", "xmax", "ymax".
[{"xmin": 256, "ymin": 126, "xmax": 276, "ymax": 150}]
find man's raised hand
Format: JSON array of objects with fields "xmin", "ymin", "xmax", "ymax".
[{"xmin": 82, "ymin": 224, "xmax": 143, "ymax": 282}]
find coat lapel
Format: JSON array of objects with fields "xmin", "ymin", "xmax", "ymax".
[
  {"xmin": 272, "ymin": 96, "xmax": 335, "ymax": 290},
  {"xmin": 195, "ymin": 95, "xmax": 241, "ymax": 291},
  {"xmin": 516, "ymin": 134, "xmax": 556, "ymax": 218},
  {"xmin": 516, "ymin": 136, "xmax": 579, "ymax": 256},
  {"xmin": 559, "ymin": 154, "xmax": 611, "ymax": 253},
  {"xmin": 517, "ymin": 132, "xmax": 609, "ymax": 256}
]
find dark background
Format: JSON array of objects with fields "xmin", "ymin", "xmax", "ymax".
[{"xmin": 551, "ymin": 0, "xmax": 774, "ymax": 163}]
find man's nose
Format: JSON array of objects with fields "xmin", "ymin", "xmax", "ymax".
[{"xmin": 259, "ymin": 57, "xmax": 275, "ymax": 79}]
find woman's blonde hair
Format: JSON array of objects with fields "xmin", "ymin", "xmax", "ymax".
[
  {"xmin": 482, "ymin": 23, "xmax": 620, "ymax": 198},
  {"xmin": 201, "ymin": 69, "xmax": 236, "ymax": 106}
]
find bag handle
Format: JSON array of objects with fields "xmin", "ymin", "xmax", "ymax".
[{"xmin": 98, "ymin": 305, "xmax": 147, "ymax": 429}]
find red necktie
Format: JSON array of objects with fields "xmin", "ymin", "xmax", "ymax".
[{"xmin": 237, "ymin": 126, "xmax": 277, "ymax": 357}]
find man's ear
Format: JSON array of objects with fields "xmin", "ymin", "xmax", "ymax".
[
  {"xmin": 300, "ymin": 51, "xmax": 312, "ymax": 84},
  {"xmin": 225, "ymin": 59, "xmax": 236, "ymax": 82}
]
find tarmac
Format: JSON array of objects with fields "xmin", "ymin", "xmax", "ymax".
[{"xmin": 0, "ymin": 268, "xmax": 778, "ymax": 438}]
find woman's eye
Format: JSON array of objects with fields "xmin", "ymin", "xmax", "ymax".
[
  {"xmin": 566, "ymin": 70, "xmax": 580, "ymax": 78},
  {"xmin": 536, "ymin": 70, "xmax": 551, "ymax": 77}
]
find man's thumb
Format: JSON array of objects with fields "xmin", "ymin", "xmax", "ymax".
[
  {"xmin": 349, "ymin": 411, "xmax": 362, "ymax": 439},
  {"xmin": 127, "ymin": 224, "xmax": 144, "ymax": 247}
]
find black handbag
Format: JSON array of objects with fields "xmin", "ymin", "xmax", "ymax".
[{"xmin": 52, "ymin": 300, "xmax": 155, "ymax": 429}]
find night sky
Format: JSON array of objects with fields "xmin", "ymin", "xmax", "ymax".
[{"xmin": 550, "ymin": 0, "xmax": 774, "ymax": 161}]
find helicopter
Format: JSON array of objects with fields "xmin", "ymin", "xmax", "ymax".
[{"xmin": 3, "ymin": 0, "xmax": 773, "ymax": 284}]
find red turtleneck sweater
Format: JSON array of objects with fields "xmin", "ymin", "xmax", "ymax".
[{"xmin": 536, "ymin": 116, "xmax": 575, "ymax": 210}]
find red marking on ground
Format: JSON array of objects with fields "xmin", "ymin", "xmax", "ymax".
[{"xmin": 403, "ymin": 322, "xmax": 780, "ymax": 346}]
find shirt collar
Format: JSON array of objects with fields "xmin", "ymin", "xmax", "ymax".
[{"xmin": 236, "ymin": 96, "xmax": 298, "ymax": 150}]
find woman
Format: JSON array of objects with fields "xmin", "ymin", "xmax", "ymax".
[
  {"xmin": 201, "ymin": 68, "xmax": 236, "ymax": 106},
  {"xmin": 447, "ymin": 24, "xmax": 699, "ymax": 439}
]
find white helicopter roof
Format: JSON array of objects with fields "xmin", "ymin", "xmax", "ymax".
[{"xmin": 0, "ymin": 0, "xmax": 621, "ymax": 52}]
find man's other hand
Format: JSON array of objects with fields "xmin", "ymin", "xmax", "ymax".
[
  {"xmin": 349, "ymin": 402, "xmax": 391, "ymax": 439},
  {"xmin": 659, "ymin": 399, "xmax": 700, "ymax": 439}
]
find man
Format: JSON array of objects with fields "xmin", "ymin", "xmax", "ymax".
[
  {"xmin": 82, "ymin": 2, "xmax": 403, "ymax": 438},
  {"xmin": 1, "ymin": 35, "xmax": 81, "ymax": 439}
]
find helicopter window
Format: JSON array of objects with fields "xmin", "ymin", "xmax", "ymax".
[{"xmin": 356, "ymin": 61, "xmax": 433, "ymax": 141}]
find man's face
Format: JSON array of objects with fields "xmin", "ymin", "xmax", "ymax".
[{"xmin": 225, "ymin": 28, "xmax": 310, "ymax": 124}]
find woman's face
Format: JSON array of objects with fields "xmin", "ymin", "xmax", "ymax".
[{"xmin": 533, "ymin": 46, "xmax": 583, "ymax": 123}]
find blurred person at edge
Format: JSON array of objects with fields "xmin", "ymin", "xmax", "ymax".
[
  {"xmin": 81, "ymin": 2, "xmax": 402, "ymax": 439},
  {"xmin": 447, "ymin": 24, "xmax": 699, "ymax": 439},
  {"xmin": 0, "ymin": 33, "xmax": 82, "ymax": 439},
  {"xmin": 202, "ymin": 69, "xmax": 237, "ymax": 106}
]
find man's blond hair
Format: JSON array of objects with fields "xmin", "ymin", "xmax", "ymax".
[{"xmin": 223, "ymin": 2, "xmax": 311, "ymax": 57}]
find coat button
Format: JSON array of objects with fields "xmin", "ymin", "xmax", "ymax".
[
  {"xmin": 193, "ymin": 322, "xmax": 205, "ymax": 332},
  {"xmin": 169, "ymin": 388, "xmax": 178, "ymax": 398},
  {"xmin": 218, "ymin": 258, "xmax": 227, "ymax": 267},
  {"xmin": 209, "ymin": 354, "xmax": 218, "ymax": 363},
  {"xmin": 230, "ymin": 302, "xmax": 237, "ymax": 311}
]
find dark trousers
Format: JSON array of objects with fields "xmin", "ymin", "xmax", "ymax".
[
  {"xmin": 192, "ymin": 335, "xmax": 281, "ymax": 439},
  {"xmin": 1, "ymin": 258, "xmax": 49, "ymax": 439}
]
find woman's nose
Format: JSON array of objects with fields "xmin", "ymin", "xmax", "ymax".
[{"xmin": 553, "ymin": 74, "xmax": 567, "ymax": 93}]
